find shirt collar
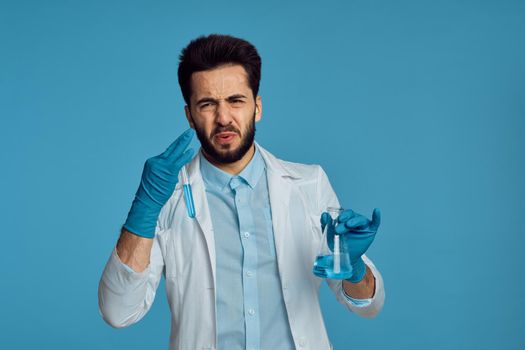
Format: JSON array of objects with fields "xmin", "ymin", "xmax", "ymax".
[{"xmin": 199, "ymin": 145, "xmax": 266, "ymax": 191}]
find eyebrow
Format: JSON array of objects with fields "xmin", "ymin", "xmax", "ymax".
[
  {"xmin": 195, "ymin": 94, "xmax": 248, "ymax": 105},
  {"xmin": 226, "ymin": 94, "xmax": 248, "ymax": 101}
]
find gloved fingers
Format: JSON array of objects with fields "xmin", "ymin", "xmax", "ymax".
[
  {"xmin": 174, "ymin": 148, "xmax": 195, "ymax": 168},
  {"xmin": 335, "ymin": 223, "xmax": 348, "ymax": 234},
  {"xmin": 337, "ymin": 209, "xmax": 355, "ymax": 223},
  {"xmin": 369, "ymin": 208, "xmax": 381, "ymax": 231},
  {"xmin": 320, "ymin": 212, "xmax": 331, "ymax": 226},
  {"xmin": 320, "ymin": 212, "xmax": 331, "ymax": 231},
  {"xmin": 344, "ymin": 215, "xmax": 369, "ymax": 230},
  {"xmin": 161, "ymin": 128, "xmax": 195, "ymax": 159}
]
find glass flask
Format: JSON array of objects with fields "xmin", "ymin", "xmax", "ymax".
[{"xmin": 312, "ymin": 207, "xmax": 353, "ymax": 279}]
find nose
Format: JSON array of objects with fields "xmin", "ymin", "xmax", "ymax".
[{"xmin": 215, "ymin": 101, "xmax": 233, "ymax": 126}]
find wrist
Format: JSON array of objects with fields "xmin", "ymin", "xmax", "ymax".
[
  {"xmin": 342, "ymin": 264, "xmax": 376, "ymax": 299},
  {"xmin": 116, "ymin": 228, "xmax": 154, "ymax": 273}
]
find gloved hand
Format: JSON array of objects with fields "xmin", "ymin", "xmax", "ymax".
[
  {"xmin": 321, "ymin": 208, "xmax": 381, "ymax": 283},
  {"xmin": 123, "ymin": 129, "xmax": 195, "ymax": 238}
]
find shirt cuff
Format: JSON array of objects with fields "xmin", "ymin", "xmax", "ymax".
[
  {"xmin": 120, "ymin": 260, "xmax": 137, "ymax": 273},
  {"xmin": 111, "ymin": 247, "xmax": 150, "ymax": 278},
  {"xmin": 342, "ymin": 287, "xmax": 373, "ymax": 307}
]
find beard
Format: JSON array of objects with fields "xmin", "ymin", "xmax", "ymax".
[{"xmin": 193, "ymin": 111, "xmax": 256, "ymax": 164}]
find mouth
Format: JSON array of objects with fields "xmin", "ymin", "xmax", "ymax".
[{"xmin": 213, "ymin": 131, "xmax": 238, "ymax": 145}]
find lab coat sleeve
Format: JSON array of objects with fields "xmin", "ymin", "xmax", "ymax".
[
  {"xmin": 316, "ymin": 166, "xmax": 385, "ymax": 318},
  {"xmin": 98, "ymin": 230, "xmax": 165, "ymax": 328},
  {"xmin": 326, "ymin": 255, "xmax": 385, "ymax": 318}
]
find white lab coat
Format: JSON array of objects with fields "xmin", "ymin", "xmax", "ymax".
[{"xmin": 98, "ymin": 143, "xmax": 385, "ymax": 350}]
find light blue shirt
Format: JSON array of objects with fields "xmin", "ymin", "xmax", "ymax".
[
  {"xmin": 200, "ymin": 147, "xmax": 295, "ymax": 350},
  {"xmin": 200, "ymin": 146, "xmax": 370, "ymax": 350}
]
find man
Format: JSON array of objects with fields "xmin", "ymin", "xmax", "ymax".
[{"xmin": 99, "ymin": 34, "xmax": 385, "ymax": 350}]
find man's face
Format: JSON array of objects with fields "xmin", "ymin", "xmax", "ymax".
[{"xmin": 184, "ymin": 64, "xmax": 262, "ymax": 164}]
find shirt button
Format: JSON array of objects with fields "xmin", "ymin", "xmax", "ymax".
[
  {"xmin": 243, "ymin": 232, "xmax": 250, "ymax": 238},
  {"xmin": 246, "ymin": 271, "xmax": 253, "ymax": 277},
  {"xmin": 248, "ymin": 308, "xmax": 255, "ymax": 316}
]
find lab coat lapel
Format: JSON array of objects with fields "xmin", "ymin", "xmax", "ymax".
[
  {"xmin": 266, "ymin": 168, "xmax": 292, "ymax": 270},
  {"xmin": 257, "ymin": 143, "xmax": 301, "ymax": 277},
  {"xmin": 184, "ymin": 154, "xmax": 216, "ymax": 286}
]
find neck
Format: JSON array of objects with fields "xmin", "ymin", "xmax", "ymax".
[{"xmin": 202, "ymin": 143, "xmax": 256, "ymax": 175}]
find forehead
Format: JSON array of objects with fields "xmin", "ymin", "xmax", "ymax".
[{"xmin": 190, "ymin": 64, "xmax": 252, "ymax": 100}]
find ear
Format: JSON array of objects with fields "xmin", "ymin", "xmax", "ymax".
[
  {"xmin": 255, "ymin": 95, "xmax": 262, "ymax": 123},
  {"xmin": 184, "ymin": 105, "xmax": 195, "ymax": 129}
]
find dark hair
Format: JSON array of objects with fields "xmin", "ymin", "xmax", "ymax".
[{"xmin": 177, "ymin": 34, "xmax": 262, "ymax": 106}]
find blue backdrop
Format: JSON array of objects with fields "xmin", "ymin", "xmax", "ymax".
[{"xmin": 2, "ymin": 0, "xmax": 524, "ymax": 349}]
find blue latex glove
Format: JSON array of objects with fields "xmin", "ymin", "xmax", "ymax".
[
  {"xmin": 321, "ymin": 208, "xmax": 381, "ymax": 283},
  {"xmin": 123, "ymin": 129, "xmax": 195, "ymax": 238}
]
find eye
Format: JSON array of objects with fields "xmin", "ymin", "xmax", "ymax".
[
  {"xmin": 231, "ymin": 99, "xmax": 245, "ymax": 105},
  {"xmin": 199, "ymin": 102, "xmax": 215, "ymax": 111}
]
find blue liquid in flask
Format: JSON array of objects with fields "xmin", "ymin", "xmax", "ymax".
[{"xmin": 312, "ymin": 255, "xmax": 353, "ymax": 280}]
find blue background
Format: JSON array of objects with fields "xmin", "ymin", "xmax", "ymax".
[{"xmin": 2, "ymin": 0, "xmax": 524, "ymax": 349}]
